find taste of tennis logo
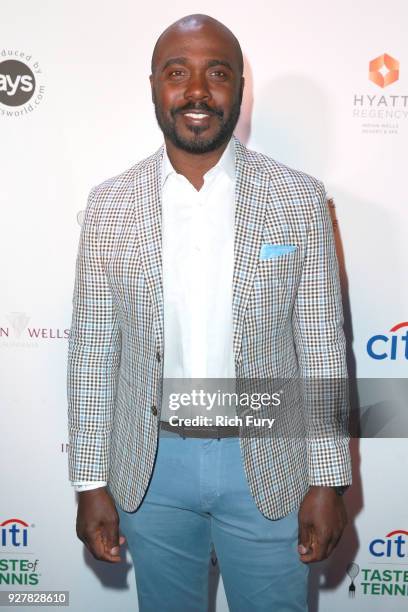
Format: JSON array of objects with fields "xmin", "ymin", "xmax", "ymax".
[
  {"xmin": 0, "ymin": 49, "xmax": 45, "ymax": 117},
  {"xmin": 352, "ymin": 52, "xmax": 407, "ymax": 136}
]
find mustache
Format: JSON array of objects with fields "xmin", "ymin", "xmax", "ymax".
[{"xmin": 172, "ymin": 103, "xmax": 224, "ymax": 118}]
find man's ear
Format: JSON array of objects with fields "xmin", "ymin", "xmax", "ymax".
[
  {"xmin": 149, "ymin": 74, "xmax": 155, "ymax": 104},
  {"xmin": 239, "ymin": 76, "xmax": 245, "ymax": 104}
]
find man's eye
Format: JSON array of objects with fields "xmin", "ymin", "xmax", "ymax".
[
  {"xmin": 210, "ymin": 71, "xmax": 227, "ymax": 78},
  {"xmin": 169, "ymin": 70, "xmax": 184, "ymax": 77}
]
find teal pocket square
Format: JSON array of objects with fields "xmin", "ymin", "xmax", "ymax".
[{"xmin": 260, "ymin": 244, "xmax": 297, "ymax": 259}]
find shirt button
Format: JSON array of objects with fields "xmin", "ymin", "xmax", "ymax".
[{"xmin": 151, "ymin": 405, "xmax": 158, "ymax": 416}]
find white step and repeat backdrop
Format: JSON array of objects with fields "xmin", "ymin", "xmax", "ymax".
[{"xmin": 1, "ymin": 1, "xmax": 407, "ymax": 610}]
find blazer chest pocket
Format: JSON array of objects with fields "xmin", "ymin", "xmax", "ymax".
[{"xmin": 257, "ymin": 245, "xmax": 301, "ymax": 281}]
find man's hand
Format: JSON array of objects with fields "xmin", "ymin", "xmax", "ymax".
[
  {"xmin": 76, "ymin": 487, "xmax": 126, "ymax": 563},
  {"xmin": 297, "ymin": 485, "xmax": 347, "ymax": 563}
]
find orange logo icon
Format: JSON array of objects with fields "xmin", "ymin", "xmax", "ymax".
[{"xmin": 369, "ymin": 53, "xmax": 399, "ymax": 88}]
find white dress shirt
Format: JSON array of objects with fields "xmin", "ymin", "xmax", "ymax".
[{"xmin": 73, "ymin": 137, "xmax": 236, "ymax": 492}]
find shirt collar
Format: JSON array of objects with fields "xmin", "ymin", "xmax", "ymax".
[{"xmin": 160, "ymin": 136, "xmax": 236, "ymax": 188}]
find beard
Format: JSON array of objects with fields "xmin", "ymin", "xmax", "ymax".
[{"xmin": 153, "ymin": 95, "xmax": 241, "ymax": 154}]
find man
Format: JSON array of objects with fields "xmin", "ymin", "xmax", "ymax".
[{"xmin": 67, "ymin": 13, "xmax": 352, "ymax": 612}]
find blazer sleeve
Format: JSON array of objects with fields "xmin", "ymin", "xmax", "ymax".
[
  {"xmin": 292, "ymin": 180, "xmax": 352, "ymax": 487},
  {"xmin": 67, "ymin": 187, "xmax": 121, "ymax": 482}
]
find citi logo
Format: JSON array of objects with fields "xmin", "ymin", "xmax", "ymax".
[
  {"xmin": 1, "ymin": 518, "xmax": 30, "ymax": 547},
  {"xmin": 367, "ymin": 322, "xmax": 408, "ymax": 360},
  {"xmin": 369, "ymin": 530, "xmax": 408, "ymax": 558}
]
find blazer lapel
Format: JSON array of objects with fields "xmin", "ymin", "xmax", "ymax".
[
  {"xmin": 132, "ymin": 146, "xmax": 165, "ymax": 353},
  {"xmin": 233, "ymin": 137, "xmax": 270, "ymax": 366}
]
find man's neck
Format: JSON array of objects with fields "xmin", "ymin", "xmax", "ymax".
[{"xmin": 164, "ymin": 138, "xmax": 230, "ymax": 191}]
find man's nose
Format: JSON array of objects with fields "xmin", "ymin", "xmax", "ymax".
[{"xmin": 184, "ymin": 73, "xmax": 211, "ymax": 101}]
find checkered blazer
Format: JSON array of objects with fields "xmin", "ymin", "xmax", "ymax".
[{"xmin": 67, "ymin": 135, "xmax": 352, "ymax": 519}]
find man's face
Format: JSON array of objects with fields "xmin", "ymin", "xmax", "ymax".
[{"xmin": 150, "ymin": 25, "xmax": 244, "ymax": 154}]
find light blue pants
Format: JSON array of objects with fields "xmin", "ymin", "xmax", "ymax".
[{"xmin": 115, "ymin": 431, "xmax": 309, "ymax": 611}]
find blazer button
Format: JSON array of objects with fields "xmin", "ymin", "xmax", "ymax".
[
  {"xmin": 156, "ymin": 351, "xmax": 161, "ymax": 362},
  {"xmin": 151, "ymin": 405, "xmax": 158, "ymax": 416}
]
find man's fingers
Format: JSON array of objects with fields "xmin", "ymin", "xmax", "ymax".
[
  {"xmin": 301, "ymin": 528, "xmax": 332, "ymax": 562},
  {"xmin": 85, "ymin": 529, "xmax": 115, "ymax": 562},
  {"xmin": 298, "ymin": 520, "xmax": 313, "ymax": 557},
  {"xmin": 325, "ymin": 530, "xmax": 342, "ymax": 558},
  {"xmin": 83, "ymin": 528, "xmax": 122, "ymax": 563},
  {"xmin": 104, "ymin": 521, "xmax": 122, "ymax": 557},
  {"xmin": 315, "ymin": 525, "xmax": 343, "ymax": 560},
  {"xmin": 298, "ymin": 532, "xmax": 316, "ymax": 562}
]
